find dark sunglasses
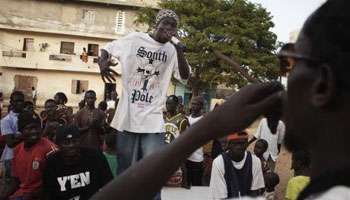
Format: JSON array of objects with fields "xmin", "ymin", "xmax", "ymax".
[
  {"xmin": 277, "ymin": 43, "xmax": 320, "ymax": 74},
  {"xmin": 277, "ymin": 43, "xmax": 350, "ymax": 90}
]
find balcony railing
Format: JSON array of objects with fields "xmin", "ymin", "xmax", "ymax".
[
  {"xmin": 2, "ymin": 51, "xmax": 26, "ymax": 58},
  {"xmin": 1, "ymin": 50, "xmax": 100, "ymax": 73}
]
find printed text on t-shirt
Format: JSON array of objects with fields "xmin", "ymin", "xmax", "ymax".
[
  {"xmin": 136, "ymin": 47, "xmax": 167, "ymax": 63},
  {"xmin": 57, "ymin": 171, "xmax": 90, "ymax": 191}
]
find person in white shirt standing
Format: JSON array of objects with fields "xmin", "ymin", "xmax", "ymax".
[
  {"xmin": 210, "ymin": 131, "xmax": 265, "ymax": 199},
  {"xmin": 249, "ymin": 117, "xmax": 285, "ymax": 171},
  {"xmin": 97, "ymin": 9, "xmax": 190, "ymax": 177},
  {"xmin": 186, "ymin": 96, "xmax": 204, "ymax": 186}
]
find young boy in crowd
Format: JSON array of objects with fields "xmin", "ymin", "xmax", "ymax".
[
  {"xmin": 23, "ymin": 101, "xmax": 40, "ymax": 120},
  {"xmin": 264, "ymin": 172, "xmax": 280, "ymax": 200},
  {"xmin": 186, "ymin": 96, "xmax": 205, "ymax": 186},
  {"xmin": 210, "ymin": 131, "xmax": 265, "ymax": 199},
  {"xmin": 1, "ymin": 91, "xmax": 25, "ymax": 179},
  {"xmin": 285, "ymin": 150, "xmax": 311, "ymax": 200},
  {"xmin": 41, "ymin": 99, "xmax": 63, "ymax": 141},
  {"xmin": 74, "ymin": 90, "xmax": 106, "ymax": 150},
  {"xmin": 253, "ymin": 139, "xmax": 270, "ymax": 173},
  {"xmin": 249, "ymin": 117, "xmax": 285, "ymax": 171},
  {"xmin": 164, "ymin": 95, "xmax": 189, "ymax": 187},
  {"xmin": 54, "ymin": 92, "xmax": 73, "ymax": 124},
  {"xmin": 103, "ymin": 133, "xmax": 117, "ymax": 177},
  {"xmin": 10, "ymin": 112, "xmax": 57, "ymax": 200},
  {"xmin": 43, "ymin": 125, "xmax": 113, "ymax": 200}
]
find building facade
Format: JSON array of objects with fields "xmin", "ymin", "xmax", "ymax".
[{"xmin": 0, "ymin": 0, "xmax": 164, "ymax": 109}]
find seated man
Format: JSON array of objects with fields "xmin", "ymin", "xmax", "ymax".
[
  {"xmin": 11, "ymin": 112, "xmax": 58, "ymax": 200},
  {"xmin": 43, "ymin": 125, "xmax": 113, "ymax": 200},
  {"xmin": 210, "ymin": 131, "xmax": 265, "ymax": 199}
]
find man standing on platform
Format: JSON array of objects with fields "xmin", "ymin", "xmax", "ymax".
[{"xmin": 98, "ymin": 9, "xmax": 190, "ymax": 175}]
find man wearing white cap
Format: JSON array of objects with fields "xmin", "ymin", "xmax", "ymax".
[{"xmin": 98, "ymin": 9, "xmax": 191, "ymax": 176}]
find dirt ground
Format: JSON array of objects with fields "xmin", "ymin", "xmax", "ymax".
[{"xmin": 247, "ymin": 119, "xmax": 292, "ymax": 200}]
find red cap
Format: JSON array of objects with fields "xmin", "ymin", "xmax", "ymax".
[{"xmin": 227, "ymin": 131, "xmax": 249, "ymax": 141}]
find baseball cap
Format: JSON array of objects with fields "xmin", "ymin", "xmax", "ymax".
[{"xmin": 56, "ymin": 125, "xmax": 80, "ymax": 145}]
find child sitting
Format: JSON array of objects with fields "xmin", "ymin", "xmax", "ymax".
[
  {"xmin": 254, "ymin": 139, "xmax": 270, "ymax": 173},
  {"xmin": 264, "ymin": 172, "xmax": 280, "ymax": 200}
]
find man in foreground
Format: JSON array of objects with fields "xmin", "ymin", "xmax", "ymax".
[{"xmin": 91, "ymin": 0, "xmax": 350, "ymax": 199}]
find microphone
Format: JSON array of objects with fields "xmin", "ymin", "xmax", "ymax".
[{"xmin": 171, "ymin": 36, "xmax": 186, "ymax": 51}]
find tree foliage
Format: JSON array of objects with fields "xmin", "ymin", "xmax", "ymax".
[{"xmin": 136, "ymin": 0, "xmax": 280, "ymax": 92}]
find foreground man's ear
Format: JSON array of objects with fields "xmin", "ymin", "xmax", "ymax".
[{"xmin": 311, "ymin": 64, "xmax": 336, "ymax": 107}]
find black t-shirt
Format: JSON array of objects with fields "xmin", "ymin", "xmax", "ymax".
[{"xmin": 43, "ymin": 147, "xmax": 113, "ymax": 200}]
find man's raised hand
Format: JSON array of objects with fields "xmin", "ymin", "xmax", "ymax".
[{"xmin": 98, "ymin": 50, "xmax": 119, "ymax": 83}]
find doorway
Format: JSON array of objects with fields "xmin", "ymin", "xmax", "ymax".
[{"xmin": 14, "ymin": 75, "xmax": 38, "ymax": 101}]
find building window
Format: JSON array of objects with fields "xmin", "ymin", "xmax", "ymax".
[
  {"xmin": 60, "ymin": 42, "xmax": 75, "ymax": 55},
  {"xmin": 88, "ymin": 44, "xmax": 99, "ymax": 56},
  {"xmin": 115, "ymin": 11, "xmax": 125, "ymax": 34},
  {"xmin": 23, "ymin": 38, "xmax": 34, "ymax": 51},
  {"xmin": 82, "ymin": 9, "xmax": 95, "ymax": 24},
  {"xmin": 71, "ymin": 80, "xmax": 89, "ymax": 94},
  {"xmin": 14, "ymin": 75, "xmax": 38, "ymax": 100}
]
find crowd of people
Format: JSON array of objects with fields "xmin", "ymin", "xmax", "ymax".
[
  {"xmin": 88, "ymin": 1, "xmax": 350, "ymax": 200},
  {"xmin": 0, "ymin": 90, "xmax": 117, "ymax": 200},
  {"xmin": 0, "ymin": 89, "xmax": 309, "ymax": 200}
]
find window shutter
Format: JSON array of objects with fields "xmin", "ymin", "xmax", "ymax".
[
  {"xmin": 115, "ymin": 11, "xmax": 125, "ymax": 34},
  {"xmin": 83, "ymin": 10, "xmax": 96, "ymax": 24}
]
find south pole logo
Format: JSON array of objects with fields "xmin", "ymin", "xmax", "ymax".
[{"xmin": 32, "ymin": 160, "xmax": 40, "ymax": 170}]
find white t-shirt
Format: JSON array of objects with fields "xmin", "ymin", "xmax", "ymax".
[
  {"xmin": 210, "ymin": 152, "xmax": 265, "ymax": 200},
  {"xmin": 187, "ymin": 115, "xmax": 204, "ymax": 162},
  {"xmin": 0, "ymin": 111, "xmax": 20, "ymax": 161},
  {"xmin": 254, "ymin": 118, "xmax": 285, "ymax": 162},
  {"xmin": 32, "ymin": 90, "xmax": 37, "ymax": 98},
  {"xmin": 104, "ymin": 32, "xmax": 188, "ymax": 133}
]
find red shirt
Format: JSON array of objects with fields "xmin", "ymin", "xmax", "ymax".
[{"xmin": 11, "ymin": 138, "xmax": 57, "ymax": 198}]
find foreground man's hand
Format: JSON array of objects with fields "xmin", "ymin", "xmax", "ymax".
[{"xmin": 211, "ymin": 81, "xmax": 284, "ymax": 137}]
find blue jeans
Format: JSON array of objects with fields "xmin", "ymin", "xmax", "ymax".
[
  {"xmin": 116, "ymin": 131, "xmax": 165, "ymax": 175},
  {"xmin": 116, "ymin": 131, "xmax": 164, "ymax": 200}
]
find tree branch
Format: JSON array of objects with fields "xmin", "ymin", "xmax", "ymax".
[{"xmin": 213, "ymin": 50, "xmax": 261, "ymax": 83}]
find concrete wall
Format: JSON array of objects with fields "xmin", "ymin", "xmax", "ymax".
[
  {"xmin": 0, "ymin": 29, "xmax": 113, "ymax": 74},
  {"xmin": 0, "ymin": 29, "xmax": 110, "ymax": 56},
  {"xmin": 0, "ymin": 0, "xmax": 178, "ymax": 110},
  {"xmin": 0, "ymin": 0, "xmax": 151, "ymax": 39}
]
